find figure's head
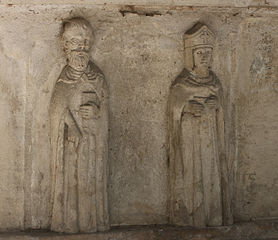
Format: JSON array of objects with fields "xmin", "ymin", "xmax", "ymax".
[
  {"xmin": 61, "ymin": 17, "xmax": 94, "ymax": 71},
  {"xmin": 193, "ymin": 47, "xmax": 213, "ymax": 69},
  {"xmin": 184, "ymin": 23, "xmax": 215, "ymax": 71}
]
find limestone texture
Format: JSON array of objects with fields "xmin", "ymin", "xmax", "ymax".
[
  {"xmin": 1, "ymin": 221, "xmax": 278, "ymax": 240},
  {"xmin": 168, "ymin": 23, "xmax": 231, "ymax": 227},
  {"xmin": 0, "ymin": 0, "xmax": 277, "ymax": 235}
]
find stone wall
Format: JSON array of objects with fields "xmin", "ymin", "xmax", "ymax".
[{"xmin": 0, "ymin": 0, "xmax": 278, "ymax": 231}]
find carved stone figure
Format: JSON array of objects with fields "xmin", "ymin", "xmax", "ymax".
[
  {"xmin": 50, "ymin": 17, "xmax": 109, "ymax": 233},
  {"xmin": 168, "ymin": 23, "xmax": 232, "ymax": 227}
]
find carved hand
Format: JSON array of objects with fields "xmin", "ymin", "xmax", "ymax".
[
  {"xmin": 188, "ymin": 100, "xmax": 205, "ymax": 117},
  {"xmin": 87, "ymin": 71, "xmax": 99, "ymax": 81},
  {"xmin": 205, "ymin": 96, "xmax": 219, "ymax": 110},
  {"xmin": 79, "ymin": 105, "xmax": 99, "ymax": 120}
]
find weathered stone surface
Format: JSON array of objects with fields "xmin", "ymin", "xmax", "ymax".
[
  {"xmin": 1, "ymin": 221, "xmax": 278, "ymax": 240},
  {"xmin": 49, "ymin": 17, "xmax": 109, "ymax": 233},
  {"xmin": 0, "ymin": 0, "xmax": 278, "ymax": 234},
  {"xmin": 0, "ymin": 18, "xmax": 27, "ymax": 230},
  {"xmin": 168, "ymin": 23, "xmax": 232, "ymax": 227},
  {"xmin": 0, "ymin": 0, "xmax": 277, "ymax": 7},
  {"xmin": 235, "ymin": 18, "xmax": 278, "ymax": 222}
]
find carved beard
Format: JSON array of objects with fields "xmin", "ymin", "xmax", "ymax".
[{"xmin": 66, "ymin": 49, "xmax": 90, "ymax": 72}]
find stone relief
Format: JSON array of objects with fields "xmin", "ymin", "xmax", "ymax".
[
  {"xmin": 49, "ymin": 17, "xmax": 109, "ymax": 233},
  {"xmin": 168, "ymin": 23, "xmax": 232, "ymax": 227}
]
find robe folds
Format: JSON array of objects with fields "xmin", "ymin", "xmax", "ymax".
[
  {"xmin": 50, "ymin": 61, "xmax": 109, "ymax": 233},
  {"xmin": 168, "ymin": 68, "xmax": 232, "ymax": 227}
]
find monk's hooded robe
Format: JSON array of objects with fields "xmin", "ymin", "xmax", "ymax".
[
  {"xmin": 168, "ymin": 68, "xmax": 232, "ymax": 227},
  {"xmin": 50, "ymin": 61, "xmax": 109, "ymax": 233}
]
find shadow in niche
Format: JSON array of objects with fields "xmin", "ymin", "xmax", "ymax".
[
  {"xmin": 118, "ymin": 5, "xmax": 172, "ymax": 17},
  {"xmin": 1, "ymin": 221, "xmax": 278, "ymax": 239}
]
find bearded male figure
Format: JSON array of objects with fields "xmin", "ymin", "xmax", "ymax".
[
  {"xmin": 50, "ymin": 17, "xmax": 109, "ymax": 233},
  {"xmin": 168, "ymin": 23, "xmax": 232, "ymax": 227}
]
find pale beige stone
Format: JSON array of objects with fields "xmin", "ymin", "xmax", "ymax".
[
  {"xmin": 168, "ymin": 23, "xmax": 232, "ymax": 227},
  {"xmin": 0, "ymin": 0, "xmax": 276, "ymax": 7},
  {"xmin": 49, "ymin": 17, "xmax": 109, "ymax": 233},
  {"xmin": 0, "ymin": 1, "xmax": 277, "ymax": 234},
  {"xmin": 0, "ymin": 20, "xmax": 27, "ymax": 231},
  {"xmin": 235, "ymin": 17, "xmax": 278, "ymax": 221}
]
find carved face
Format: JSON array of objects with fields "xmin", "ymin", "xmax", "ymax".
[
  {"xmin": 63, "ymin": 27, "xmax": 93, "ymax": 71},
  {"xmin": 193, "ymin": 47, "xmax": 213, "ymax": 69}
]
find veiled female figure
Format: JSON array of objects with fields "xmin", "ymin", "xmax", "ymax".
[{"xmin": 168, "ymin": 23, "xmax": 232, "ymax": 227}]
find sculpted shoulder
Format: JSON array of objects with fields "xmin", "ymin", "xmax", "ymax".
[
  {"xmin": 170, "ymin": 68, "xmax": 194, "ymax": 92},
  {"xmin": 90, "ymin": 61, "xmax": 103, "ymax": 76},
  {"xmin": 211, "ymin": 71, "xmax": 222, "ymax": 87},
  {"xmin": 51, "ymin": 73, "xmax": 76, "ymax": 108},
  {"xmin": 89, "ymin": 61, "xmax": 108, "ymax": 91},
  {"xmin": 50, "ymin": 81, "xmax": 68, "ymax": 105}
]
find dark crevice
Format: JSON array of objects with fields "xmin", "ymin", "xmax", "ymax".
[
  {"xmin": 119, "ymin": 5, "xmax": 170, "ymax": 17},
  {"xmin": 119, "ymin": 9, "xmax": 163, "ymax": 17}
]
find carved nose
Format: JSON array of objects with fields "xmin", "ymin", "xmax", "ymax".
[
  {"xmin": 204, "ymin": 52, "xmax": 210, "ymax": 57},
  {"xmin": 79, "ymin": 44, "xmax": 85, "ymax": 50}
]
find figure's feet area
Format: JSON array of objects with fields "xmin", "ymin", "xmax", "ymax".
[{"xmin": 1, "ymin": 221, "xmax": 278, "ymax": 240}]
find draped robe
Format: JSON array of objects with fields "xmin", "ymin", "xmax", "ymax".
[
  {"xmin": 169, "ymin": 68, "xmax": 232, "ymax": 227},
  {"xmin": 50, "ymin": 61, "xmax": 109, "ymax": 233}
]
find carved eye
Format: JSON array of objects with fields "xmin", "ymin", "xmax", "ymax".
[
  {"xmin": 197, "ymin": 51, "xmax": 202, "ymax": 55},
  {"xmin": 207, "ymin": 48, "xmax": 213, "ymax": 53},
  {"xmin": 71, "ymin": 38, "xmax": 79, "ymax": 44},
  {"xmin": 84, "ymin": 39, "xmax": 89, "ymax": 46}
]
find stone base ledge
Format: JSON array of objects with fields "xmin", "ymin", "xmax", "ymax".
[{"xmin": 1, "ymin": 221, "xmax": 278, "ymax": 240}]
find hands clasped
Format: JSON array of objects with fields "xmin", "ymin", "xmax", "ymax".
[
  {"xmin": 205, "ymin": 96, "xmax": 219, "ymax": 110},
  {"xmin": 188, "ymin": 96, "xmax": 219, "ymax": 117},
  {"xmin": 188, "ymin": 100, "xmax": 204, "ymax": 117},
  {"xmin": 79, "ymin": 104, "xmax": 99, "ymax": 120}
]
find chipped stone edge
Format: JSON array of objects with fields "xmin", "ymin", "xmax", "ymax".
[{"xmin": 0, "ymin": 0, "xmax": 277, "ymax": 8}]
